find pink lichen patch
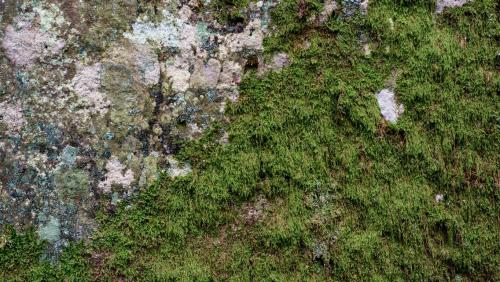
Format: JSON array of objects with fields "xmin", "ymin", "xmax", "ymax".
[
  {"xmin": 0, "ymin": 101, "xmax": 26, "ymax": 134},
  {"xmin": 72, "ymin": 63, "xmax": 110, "ymax": 115},
  {"xmin": 98, "ymin": 157, "xmax": 135, "ymax": 193},
  {"xmin": 2, "ymin": 20, "xmax": 65, "ymax": 67}
]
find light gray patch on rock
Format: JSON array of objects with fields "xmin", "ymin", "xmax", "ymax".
[
  {"xmin": 166, "ymin": 156, "xmax": 192, "ymax": 178},
  {"xmin": 436, "ymin": 0, "xmax": 472, "ymax": 14},
  {"xmin": 189, "ymin": 58, "xmax": 221, "ymax": 89},
  {"xmin": 132, "ymin": 44, "xmax": 161, "ymax": 87},
  {"xmin": 376, "ymin": 89, "xmax": 404, "ymax": 123},
  {"xmin": 227, "ymin": 19, "xmax": 264, "ymax": 53},
  {"xmin": 0, "ymin": 101, "xmax": 26, "ymax": 133}
]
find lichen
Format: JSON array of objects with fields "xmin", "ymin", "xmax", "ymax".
[
  {"xmin": 37, "ymin": 216, "xmax": 60, "ymax": 243},
  {"xmin": 98, "ymin": 157, "xmax": 135, "ymax": 194},
  {"xmin": 2, "ymin": 2, "xmax": 66, "ymax": 67},
  {"xmin": 436, "ymin": 0, "xmax": 473, "ymax": 14},
  {"xmin": 0, "ymin": 101, "xmax": 26, "ymax": 134},
  {"xmin": 376, "ymin": 89, "xmax": 404, "ymax": 123},
  {"xmin": 54, "ymin": 169, "xmax": 89, "ymax": 201}
]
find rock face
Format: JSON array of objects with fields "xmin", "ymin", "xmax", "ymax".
[{"xmin": 0, "ymin": 0, "xmax": 276, "ymax": 255}]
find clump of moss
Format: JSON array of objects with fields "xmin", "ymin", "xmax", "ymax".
[
  {"xmin": 204, "ymin": 0, "xmax": 251, "ymax": 27},
  {"xmin": 0, "ymin": 227, "xmax": 45, "ymax": 280},
  {"xmin": 0, "ymin": 226, "xmax": 91, "ymax": 281}
]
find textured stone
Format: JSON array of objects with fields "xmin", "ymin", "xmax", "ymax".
[
  {"xmin": 0, "ymin": 101, "xmax": 26, "ymax": 134},
  {"xmin": 98, "ymin": 157, "xmax": 135, "ymax": 194},
  {"xmin": 189, "ymin": 58, "xmax": 221, "ymax": 89},
  {"xmin": 2, "ymin": 21, "xmax": 65, "ymax": 67},
  {"xmin": 72, "ymin": 62, "xmax": 109, "ymax": 116}
]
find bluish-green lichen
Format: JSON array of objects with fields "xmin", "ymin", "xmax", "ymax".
[{"xmin": 37, "ymin": 216, "xmax": 60, "ymax": 243}]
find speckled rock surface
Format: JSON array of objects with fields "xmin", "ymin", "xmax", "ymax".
[{"xmin": 0, "ymin": 0, "xmax": 277, "ymax": 255}]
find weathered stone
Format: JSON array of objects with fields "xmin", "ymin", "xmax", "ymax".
[
  {"xmin": 0, "ymin": 101, "xmax": 26, "ymax": 134},
  {"xmin": 98, "ymin": 157, "xmax": 135, "ymax": 194},
  {"xmin": 54, "ymin": 169, "xmax": 90, "ymax": 201},
  {"xmin": 72, "ymin": 62, "xmax": 109, "ymax": 116},
  {"xmin": 189, "ymin": 58, "xmax": 221, "ymax": 89}
]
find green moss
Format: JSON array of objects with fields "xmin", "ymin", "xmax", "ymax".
[
  {"xmin": 0, "ymin": 227, "xmax": 45, "ymax": 281},
  {"xmin": 0, "ymin": 226, "xmax": 91, "ymax": 281}
]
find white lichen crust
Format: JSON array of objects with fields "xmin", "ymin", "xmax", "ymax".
[{"xmin": 376, "ymin": 89, "xmax": 404, "ymax": 123}]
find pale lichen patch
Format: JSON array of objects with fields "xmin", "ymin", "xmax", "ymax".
[
  {"xmin": 98, "ymin": 157, "xmax": 135, "ymax": 193},
  {"xmin": 166, "ymin": 156, "xmax": 192, "ymax": 178},
  {"xmin": 436, "ymin": 0, "xmax": 473, "ymax": 14},
  {"xmin": 0, "ymin": 101, "xmax": 26, "ymax": 134},
  {"xmin": 38, "ymin": 216, "xmax": 60, "ymax": 243},
  {"xmin": 2, "ymin": 22, "xmax": 65, "ymax": 66},
  {"xmin": 72, "ymin": 62, "xmax": 110, "ymax": 116},
  {"xmin": 2, "ymin": 3, "xmax": 66, "ymax": 67},
  {"xmin": 376, "ymin": 89, "xmax": 404, "ymax": 123}
]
